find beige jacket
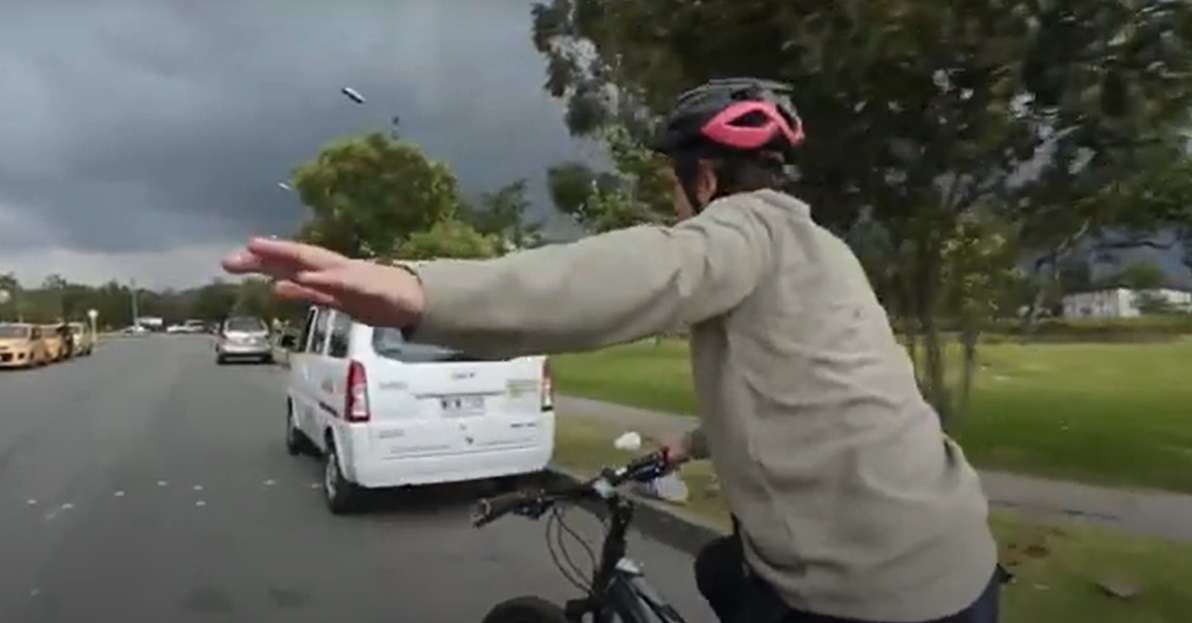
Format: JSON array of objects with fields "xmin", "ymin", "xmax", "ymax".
[{"xmin": 411, "ymin": 190, "xmax": 997, "ymax": 622}]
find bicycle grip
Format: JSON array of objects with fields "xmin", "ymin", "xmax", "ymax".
[{"xmin": 472, "ymin": 490, "xmax": 533, "ymax": 527}]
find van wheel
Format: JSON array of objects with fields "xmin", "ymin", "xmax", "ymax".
[
  {"xmin": 285, "ymin": 404, "xmax": 311, "ymax": 456},
  {"xmin": 323, "ymin": 440, "xmax": 363, "ymax": 515}
]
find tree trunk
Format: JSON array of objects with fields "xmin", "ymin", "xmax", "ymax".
[
  {"xmin": 900, "ymin": 274, "xmax": 921, "ymax": 380},
  {"xmin": 915, "ymin": 234, "xmax": 951, "ymax": 424},
  {"xmin": 1022, "ymin": 220, "xmax": 1091, "ymax": 331},
  {"xmin": 959, "ymin": 316, "xmax": 979, "ymax": 417}
]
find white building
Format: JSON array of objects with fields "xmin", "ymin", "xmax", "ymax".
[{"xmin": 1062, "ymin": 288, "xmax": 1192, "ymax": 319}]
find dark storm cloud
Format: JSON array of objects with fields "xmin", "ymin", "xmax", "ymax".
[{"xmin": 0, "ymin": 0, "xmax": 586, "ymax": 263}]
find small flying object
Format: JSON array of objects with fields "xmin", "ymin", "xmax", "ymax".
[
  {"xmin": 341, "ymin": 86, "xmax": 366, "ymax": 104},
  {"xmin": 277, "ymin": 182, "xmax": 293, "ymax": 191}
]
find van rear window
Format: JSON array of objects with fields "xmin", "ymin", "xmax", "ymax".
[{"xmin": 372, "ymin": 328, "xmax": 486, "ymax": 363}]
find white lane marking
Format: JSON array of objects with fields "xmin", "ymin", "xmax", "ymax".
[
  {"xmin": 114, "ymin": 491, "xmax": 126, "ymax": 497},
  {"xmin": 263, "ymin": 479, "xmax": 276, "ymax": 486},
  {"xmin": 26, "ymin": 499, "xmax": 37, "ymax": 506},
  {"xmin": 195, "ymin": 500, "xmax": 207, "ymax": 507},
  {"xmin": 310, "ymin": 483, "xmax": 321, "ymax": 489},
  {"xmin": 157, "ymin": 480, "xmax": 168, "ymax": 487},
  {"xmin": 60, "ymin": 502, "xmax": 74, "ymax": 510},
  {"xmin": 29, "ymin": 588, "xmax": 40, "ymax": 598},
  {"xmin": 192, "ymin": 485, "xmax": 204, "ymax": 491}
]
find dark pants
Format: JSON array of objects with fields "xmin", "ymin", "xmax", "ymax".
[{"xmin": 694, "ymin": 534, "xmax": 1002, "ymax": 623}]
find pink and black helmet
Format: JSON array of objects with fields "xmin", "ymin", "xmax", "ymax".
[{"xmin": 651, "ymin": 78, "xmax": 805, "ymax": 161}]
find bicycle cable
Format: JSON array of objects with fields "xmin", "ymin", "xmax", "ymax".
[
  {"xmin": 546, "ymin": 507, "xmax": 592, "ymax": 593},
  {"xmin": 554, "ymin": 506, "xmax": 597, "ymax": 587}
]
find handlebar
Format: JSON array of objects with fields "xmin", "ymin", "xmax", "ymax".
[
  {"xmin": 472, "ymin": 489, "xmax": 542, "ymax": 527},
  {"xmin": 471, "ymin": 450, "xmax": 678, "ymax": 528}
]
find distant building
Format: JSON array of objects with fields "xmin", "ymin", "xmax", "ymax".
[{"xmin": 1062, "ymin": 288, "xmax": 1192, "ymax": 319}]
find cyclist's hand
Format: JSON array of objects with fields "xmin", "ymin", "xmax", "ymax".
[
  {"xmin": 657, "ymin": 432, "xmax": 692, "ymax": 465},
  {"xmin": 221, "ymin": 237, "xmax": 426, "ymax": 328}
]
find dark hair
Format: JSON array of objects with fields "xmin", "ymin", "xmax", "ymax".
[{"xmin": 672, "ymin": 148, "xmax": 787, "ymax": 211}]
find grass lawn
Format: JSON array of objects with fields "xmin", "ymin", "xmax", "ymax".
[
  {"xmin": 553, "ymin": 417, "xmax": 1192, "ymax": 623},
  {"xmin": 553, "ymin": 338, "xmax": 1192, "ymax": 493}
]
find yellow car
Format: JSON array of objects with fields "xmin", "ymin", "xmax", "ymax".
[
  {"xmin": 41, "ymin": 325, "xmax": 67, "ymax": 362},
  {"xmin": 69, "ymin": 322, "xmax": 94, "ymax": 356},
  {"xmin": 0, "ymin": 323, "xmax": 50, "ymax": 369}
]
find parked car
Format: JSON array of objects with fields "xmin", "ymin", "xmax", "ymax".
[
  {"xmin": 283, "ymin": 306, "xmax": 555, "ymax": 513},
  {"xmin": 41, "ymin": 325, "xmax": 67, "ymax": 361},
  {"xmin": 69, "ymin": 322, "xmax": 94, "ymax": 356},
  {"xmin": 121, "ymin": 325, "xmax": 149, "ymax": 336},
  {"xmin": 167, "ymin": 320, "xmax": 207, "ymax": 335},
  {"xmin": 216, "ymin": 316, "xmax": 272, "ymax": 364},
  {"xmin": 0, "ymin": 323, "xmax": 50, "ymax": 369}
]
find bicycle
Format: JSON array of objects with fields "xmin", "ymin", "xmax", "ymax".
[{"xmin": 472, "ymin": 450, "xmax": 689, "ymax": 623}]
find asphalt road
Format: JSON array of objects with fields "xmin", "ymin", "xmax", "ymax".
[{"xmin": 0, "ymin": 337, "xmax": 713, "ymax": 623}]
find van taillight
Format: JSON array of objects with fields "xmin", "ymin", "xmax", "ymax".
[
  {"xmin": 345, "ymin": 360, "xmax": 371, "ymax": 423},
  {"xmin": 541, "ymin": 359, "xmax": 555, "ymax": 412}
]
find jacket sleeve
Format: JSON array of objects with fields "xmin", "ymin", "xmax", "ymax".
[
  {"xmin": 407, "ymin": 199, "xmax": 774, "ymax": 358},
  {"xmin": 685, "ymin": 427, "xmax": 711, "ymax": 461}
]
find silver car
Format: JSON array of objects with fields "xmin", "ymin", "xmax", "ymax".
[{"xmin": 216, "ymin": 316, "xmax": 273, "ymax": 364}]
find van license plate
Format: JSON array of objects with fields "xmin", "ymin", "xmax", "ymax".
[{"xmin": 441, "ymin": 395, "xmax": 485, "ymax": 416}]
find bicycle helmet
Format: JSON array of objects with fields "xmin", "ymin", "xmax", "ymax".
[
  {"xmin": 651, "ymin": 78, "xmax": 805, "ymax": 160},
  {"xmin": 651, "ymin": 78, "xmax": 804, "ymax": 212}
]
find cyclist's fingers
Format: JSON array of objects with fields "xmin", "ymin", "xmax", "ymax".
[
  {"xmin": 223, "ymin": 238, "xmax": 348, "ymax": 277},
  {"xmin": 274, "ymin": 279, "xmax": 342, "ymax": 308},
  {"xmin": 292, "ymin": 266, "xmax": 358, "ymax": 295},
  {"xmin": 247, "ymin": 237, "xmax": 349, "ymax": 269}
]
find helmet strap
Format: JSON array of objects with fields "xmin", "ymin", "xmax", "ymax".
[{"xmin": 672, "ymin": 154, "xmax": 709, "ymax": 215}]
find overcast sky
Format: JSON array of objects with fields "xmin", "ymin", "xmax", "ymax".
[{"xmin": 0, "ymin": 0, "xmax": 593, "ymax": 289}]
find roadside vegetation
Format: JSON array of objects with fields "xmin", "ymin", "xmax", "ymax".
[{"xmin": 554, "ymin": 337, "xmax": 1192, "ymax": 493}]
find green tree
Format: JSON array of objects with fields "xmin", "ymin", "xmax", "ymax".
[
  {"xmin": 290, "ymin": 132, "xmax": 462, "ymax": 258},
  {"xmin": 938, "ymin": 215, "xmax": 1019, "ymax": 413},
  {"xmin": 461, "ymin": 179, "xmax": 544, "ymax": 250},
  {"xmin": 395, "ymin": 219, "xmax": 501, "ymax": 261},
  {"xmin": 529, "ymin": 0, "xmax": 1192, "ymax": 424},
  {"xmin": 37, "ymin": 274, "xmax": 69, "ymax": 321},
  {"xmin": 1058, "ymin": 258, "xmax": 1092, "ymax": 295},
  {"xmin": 192, "ymin": 280, "xmax": 238, "ymax": 322},
  {"xmin": 545, "ymin": 127, "xmax": 673, "ymax": 233},
  {"xmin": 0, "ymin": 273, "xmax": 21, "ymax": 321},
  {"xmin": 546, "ymin": 162, "xmax": 597, "ymax": 219},
  {"xmin": 1103, "ymin": 261, "xmax": 1165, "ymax": 290}
]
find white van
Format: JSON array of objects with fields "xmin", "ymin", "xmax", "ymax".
[{"xmin": 283, "ymin": 307, "xmax": 555, "ymax": 514}]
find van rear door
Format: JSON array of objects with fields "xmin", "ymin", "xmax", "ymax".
[{"xmin": 364, "ymin": 328, "xmax": 547, "ymax": 458}]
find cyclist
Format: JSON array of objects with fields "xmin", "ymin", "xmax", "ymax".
[{"xmin": 223, "ymin": 78, "xmax": 1001, "ymax": 623}]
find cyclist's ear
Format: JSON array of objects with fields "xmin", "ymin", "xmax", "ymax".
[{"xmin": 694, "ymin": 159, "xmax": 719, "ymax": 208}]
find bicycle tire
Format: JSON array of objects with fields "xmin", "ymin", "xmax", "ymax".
[{"xmin": 481, "ymin": 596, "xmax": 567, "ymax": 623}]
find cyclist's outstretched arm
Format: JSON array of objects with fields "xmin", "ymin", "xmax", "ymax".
[
  {"xmin": 406, "ymin": 201, "xmax": 773, "ymax": 358},
  {"xmin": 222, "ymin": 198, "xmax": 773, "ymax": 359}
]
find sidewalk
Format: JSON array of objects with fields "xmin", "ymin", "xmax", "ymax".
[{"xmin": 557, "ymin": 395, "xmax": 1192, "ymax": 542}]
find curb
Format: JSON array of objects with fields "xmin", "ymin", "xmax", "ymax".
[{"xmin": 541, "ymin": 465, "xmax": 727, "ymax": 556}]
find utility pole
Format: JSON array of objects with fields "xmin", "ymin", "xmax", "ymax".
[{"xmin": 130, "ymin": 279, "xmax": 140, "ymax": 328}]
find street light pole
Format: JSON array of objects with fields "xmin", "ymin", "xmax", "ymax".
[{"xmin": 130, "ymin": 279, "xmax": 140, "ymax": 328}]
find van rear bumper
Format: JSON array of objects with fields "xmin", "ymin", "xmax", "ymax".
[{"xmin": 344, "ymin": 441, "xmax": 553, "ymax": 489}]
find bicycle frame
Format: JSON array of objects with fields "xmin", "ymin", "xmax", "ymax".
[{"xmin": 562, "ymin": 492, "xmax": 686, "ymax": 623}]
